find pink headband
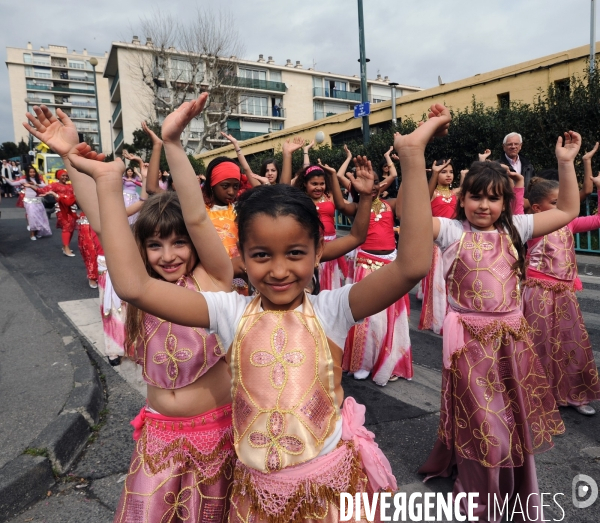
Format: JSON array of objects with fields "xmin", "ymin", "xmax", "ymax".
[{"xmin": 304, "ymin": 166, "xmax": 324, "ymax": 177}]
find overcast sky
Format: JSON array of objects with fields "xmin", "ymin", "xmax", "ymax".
[{"xmin": 1, "ymin": 0, "xmax": 596, "ymax": 144}]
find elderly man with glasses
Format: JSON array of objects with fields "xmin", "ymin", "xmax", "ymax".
[{"xmin": 498, "ymin": 132, "xmax": 535, "ymax": 190}]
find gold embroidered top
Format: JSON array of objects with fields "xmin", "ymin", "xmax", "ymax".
[{"xmin": 231, "ymin": 293, "xmax": 341, "ymax": 473}]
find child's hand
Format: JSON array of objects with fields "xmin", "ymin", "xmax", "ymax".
[
  {"xmin": 507, "ymin": 170, "xmax": 524, "ymax": 188},
  {"xmin": 220, "ymin": 131, "xmax": 239, "ymax": 147},
  {"xmin": 141, "ymin": 121, "xmax": 163, "ymax": 145},
  {"xmin": 383, "ymin": 146, "xmax": 393, "ymax": 158},
  {"xmin": 432, "ymin": 159, "xmax": 452, "ymax": 177},
  {"xmin": 592, "ymin": 172, "xmax": 600, "ymax": 189},
  {"xmin": 23, "ymin": 106, "xmax": 79, "ymax": 158},
  {"xmin": 162, "ymin": 94, "xmax": 208, "ymax": 144},
  {"xmin": 460, "ymin": 169, "xmax": 468, "ymax": 184},
  {"xmin": 582, "ymin": 142, "xmax": 599, "ymax": 161},
  {"xmin": 343, "ymin": 144, "xmax": 352, "ymax": 159},
  {"xmin": 317, "ymin": 159, "xmax": 336, "ymax": 175},
  {"xmin": 555, "ymin": 131, "xmax": 582, "ymax": 163},
  {"xmin": 348, "ymin": 156, "xmax": 375, "ymax": 196},
  {"xmin": 303, "ymin": 139, "xmax": 315, "ymax": 154},
  {"xmin": 478, "ymin": 149, "xmax": 492, "ymax": 161},
  {"xmin": 393, "ymin": 104, "xmax": 451, "ymax": 156},
  {"xmin": 123, "ymin": 151, "xmax": 143, "ymax": 165},
  {"xmin": 282, "ymin": 137, "xmax": 305, "ymax": 155},
  {"xmin": 67, "ymin": 143, "xmax": 125, "ymax": 185}
]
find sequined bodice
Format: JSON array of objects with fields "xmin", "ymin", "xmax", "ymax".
[
  {"xmin": 527, "ymin": 226, "xmax": 577, "ymax": 281},
  {"xmin": 231, "ymin": 294, "xmax": 339, "ymax": 473},
  {"xmin": 135, "ymin": 275, "xmax": 225, "ymax": 389},
  {"xmin": 446, "ymin": 223, "xmax": 521, "ymax": 313}
]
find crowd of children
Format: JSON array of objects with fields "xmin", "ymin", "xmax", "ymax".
[{"xmin": 22, "ymin": 95, "xmax": 600, "ymax": 523}]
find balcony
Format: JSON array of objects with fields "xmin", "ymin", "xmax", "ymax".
[
  {"xmin": 110, "ymin": 71, "xmax": 120, "ymax": 97},
  {"xmin": 26, "ymin": 83, "xmax": 95, "ymax": 95},
  {"xmin": 313, "ymin": 111, "xmax": 339, "ymax": 120},
  {"xmin": 27, "ymin": 96, "xmax": 53, "ymax": 104},
  {"xmin": 313, "ymin": 87, "xmax": 361, "ymax": 102},
  {"xmin": 227, "ymin": 130, "xmax": 267, "ymax": 141},
  {"xmin": 235, "ymin": 106, "xmax": 285, "ymax": 118},
  {"xmin": 114, "ymin": 129, "xmax": 124, "ymax": 150},
  {"xmin": 53, "ymin": 71, "xmax": 93, "ymax": 82},
  {"xmin": 222, "ymin": 76, "xmax": 286, "ymax": 92},
  {"xmin": 71, "ymin": 100, "xmax": 96, "ymax": 107},
  {"xmin": 112, "ymin": 101, "xmax": 122, "ymax": 123}
]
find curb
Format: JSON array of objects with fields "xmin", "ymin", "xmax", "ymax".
[{"xmin": 0, "ymin": 337, "xmax": 105, "ymax": 521}]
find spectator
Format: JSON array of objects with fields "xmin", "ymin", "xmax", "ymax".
[
  {"xmin": 1, "ymin": 160, "xmax": 15, "ymax": 197},
  {"xmin": 499, "ymin": 132, "xmax": 535, "ymax": 190}
]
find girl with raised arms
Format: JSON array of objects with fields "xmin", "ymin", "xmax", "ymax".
[{"xmin": 67, "ymin": 94, "xmax": 449, "ymax": 523}]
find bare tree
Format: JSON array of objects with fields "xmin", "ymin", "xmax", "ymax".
[{"xmin": 131, "ymin": 7, "xmax": 244, "ymax": 153}]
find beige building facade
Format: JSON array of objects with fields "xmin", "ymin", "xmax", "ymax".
[
  {"xmin": 103, "ymin": 38, "xmax": 421, "ymax": 154},
  {"xmin": 198, "ymin": 42, "xmax": 599, "ymax": 165},
  {"xmin": 5, "ymin": 43, "xmax": 112, "ymax": 154}
]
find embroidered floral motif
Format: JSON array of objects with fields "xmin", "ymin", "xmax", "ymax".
[
  {"xmin": 152, "ymin": 332, "xmax": 193, "ymax": 382},
  {"xmin": 475, "ymin": 369, "xmax": 506, "ymax": 401},
  {"xmin": 162, "ymin": 487, "xmax": 192, "ymax": 522},
  {"xmin": 299, "ymin": 390, "xmax": 330, "ymax": 429},
  {"xmin": 464, "ymin": 279, "xmax": 495, "ymax": 311},
  {"xmin": 250, "ymin": 325, "xmax": 305, "ymax": 389},
  {"xmin": 473, "ymin": 420, "xmax": 500, "ymax": 456},
  {"xmin": 248, "ymin": 411, "xmax": 305, "ymax": 472},
  {"xmin": 462, "ymin": 233, "xmax": 494, "ymax": 262}
]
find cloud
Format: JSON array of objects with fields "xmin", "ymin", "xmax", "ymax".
[{"xmin": 1, "ymin": 0, "xmax": 595, "ymax": 143}]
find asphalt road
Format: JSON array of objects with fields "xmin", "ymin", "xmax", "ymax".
[{"xmin": 1, "ymin": 197, "xmax": 599, "ymax": 523}]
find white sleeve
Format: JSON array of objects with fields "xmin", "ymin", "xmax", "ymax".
[
  {"xmin": 434, "ymin": 218, "xmax": 464, "ymax": 251},
  {"xmin": 200, "ymin": 291, "xmax": 251, "ymax": 350},
  {"xmin": 512, "ymin": 214, "xmax": 534, "ymax": 243},
  {"xmin": 310, "ymin": 285, "xmax": 361, "ymax": 349}
]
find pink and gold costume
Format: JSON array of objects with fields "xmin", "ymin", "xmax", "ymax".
[
  {"xmin": 418, "ymin": 191, "xmax": 456, "ymax": 334},
  {"xmin": 419, "ymin": 221, "xmax": 565, "ymax": 522},
  {"xmin": 114, "ymin": 275, "xmax": 234, "ymax": 523},
  {"xmin": 229, "ymin": 294, "xmax": 396, "ymax": 523},
  {"xmin": 523, "ymin": 217, "xmax": 600, "ymax": 407},
  {"xmin": 342, "ymin": 200, "xmax": 412, "ymax": 385},
  {"xmin": 317, "ymin": 198, "xmax": 348, "ymax": 290}
]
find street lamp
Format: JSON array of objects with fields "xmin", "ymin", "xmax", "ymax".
[
  {"xmin": 24, "ymin": 97, "xmax": 34, "ymax": 161},
  {"xmin": 591, "ymin": 0, "xmax": 597, "ymax": 74},
  {"xmin": 357, "ymin": 0, "xmax": 370, "ymax": 144},
  {"xmin": 388, "ymin": 82, "xmax": 399, "ymax": 125},
  {"xmin": 88, "ymin": 57, "xmax": 103, "ymax": 153}
]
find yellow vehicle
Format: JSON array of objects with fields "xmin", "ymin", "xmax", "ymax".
[{"xmin": 33, "ymin": 143, "xmax": 66, "ymax": 184}]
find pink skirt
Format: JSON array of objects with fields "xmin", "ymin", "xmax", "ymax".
[
  {"xmin": 114, "ymin": 404, "xmax": 234, "ymax": 523},
  {"xmin": 98, "ymin": 256, "xmax": 127, "ymax": 358},
  {"xmin": 522, "ymin": 278, "xmax": 600, "ymax": 406},
  {"xmin": 418, "ymin": 244, "xmax": 446, "ymax": 334},
  {"xmin": 342, "ymin": 250, "xmax": 413, "ymax": 384},
  {"xmin": 319, "ymin": 235, "xmax": 349, "ymax": 291}
]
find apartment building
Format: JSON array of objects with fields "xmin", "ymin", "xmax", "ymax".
[
  {"xmin": 5, "ymin": 43, "xmax": 112, "ymax": 154},
  {"xmin": 104, "ymin": 38, "xmax": 421, "ymax": 154}
]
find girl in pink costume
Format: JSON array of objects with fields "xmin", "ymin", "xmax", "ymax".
[
  {"xmin": 333, "ymin": 148, "xmax": 412, "ymax": 386},
  {"xmin": 68, "ymin": 95, "xmax": 451, "ymax": 523},
  {"xmin": 522, "ymin": 176, "xmax": 600, "ymax": 416},
  {"xmin": 419, "ymin": 132, "xmax": 583, "ymax": 522}
]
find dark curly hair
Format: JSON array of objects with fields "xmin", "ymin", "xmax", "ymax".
[{"xmin": 292, "ymin": 165, "xmax": 331, "ymax": 196}]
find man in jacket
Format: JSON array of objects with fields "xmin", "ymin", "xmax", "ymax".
[{"xmin": 498, "ymin": 132, "xmax": 535, "ymax": 191}]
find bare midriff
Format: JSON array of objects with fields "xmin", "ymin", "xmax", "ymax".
[{"xmin": 146, "ymin": 359, "xmax": 232, "ymax": 418}]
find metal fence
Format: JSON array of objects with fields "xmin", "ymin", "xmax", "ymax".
[{"xmin": 575, "ymin": 192, "xmax": 600, "ymax": 253}]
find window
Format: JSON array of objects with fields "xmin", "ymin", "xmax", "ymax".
[
  {"xmin": 68, "ymin": 60, "xmax": 85, "ymax": 69},
  {"xmin": 554, "ymin": 79, "xmax": 570, "ymax": 96},
  {"xmin": 23, "ymin": 53, "xmax": 32, "ymax": 64},
  {"xmin": 171, "ymin": 58, "xmax": 193, "ymax": 82},
  {"xmin": 240, "ymin": 95, "xmax": 268, "ymax": 116},
  {"xmin": 32, "ymin": 53, "xmax": 50, "ymax": 66},
  {"xmin": 327, "ymin": 79, "xmax": 347, "ymax": 92},
  {"xmin": 497, "ymin": 92, "xmax": 510, "ymax": 109},
  {"xmin": 33, "ymin": 67, "xmax": 52, "ymax": 79},
  {"xmin": 25, "ymin": 66, "xmax": 33, "ymax": 76},
  {"xmin": 270, "ymin": 70, "xmax": 282, "ymax": 83},
  {"xmin": 239, "ymin": 68, "xmax": 267, "ymax": 81}
]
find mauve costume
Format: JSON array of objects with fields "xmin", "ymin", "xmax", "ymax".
[
  {"xmin": 523, "ymin": 216, "xmax": 600, "ymax": 407},
  {"xmin": 113, "ymin": 275, "xmax": 234, "ymax": 523},
  {"xmin": 419, "ymin": 221, "xmax": 565, "ymax": 523}
]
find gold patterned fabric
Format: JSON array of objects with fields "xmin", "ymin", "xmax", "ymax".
[
  {"xmin": 231, "ymin": 294, "xmax": 340, "ymax": 473},
  {"xmin": 527, "ymin": 226, "xmax": 577, "ymax": 281}
]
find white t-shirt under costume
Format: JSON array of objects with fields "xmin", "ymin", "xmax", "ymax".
[
  {"xmin": 201, "ymin": 284, "xmax": 360, "ymax": 457},
  {"xmin": 434, "ymin": 215, "xmax": 534, "ymax": 252}
]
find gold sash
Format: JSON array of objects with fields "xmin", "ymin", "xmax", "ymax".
[{"xmin": 231, "ymin": 293, "xmax": 340, "ymax": 473}]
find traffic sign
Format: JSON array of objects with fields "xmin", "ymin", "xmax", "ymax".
[{"xmin": 354, "ymin": 102, "xmax": 370, "ymax": 118}]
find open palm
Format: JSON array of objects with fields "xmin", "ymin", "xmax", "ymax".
[
  {"xmin": 349, "ymin": 156, "xmax": 374, "ymax": 195},
  {"xmin": 162, "ymin": 94, "xmax": 208, "ymax": 144},
  {"xmin": 23, "ymin": 106, "xmax": 79, "ymax": 157}
]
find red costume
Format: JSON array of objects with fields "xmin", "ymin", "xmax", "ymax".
[
  {"xmin": 37, "ymin": 181, "xmax": 77, "ymax": 246},
  {"xmin": 77, "ymin": 213, "xmax": 99, "ymax": 281}
]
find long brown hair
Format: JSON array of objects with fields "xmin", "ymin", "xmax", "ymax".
[
  {"xmin": 455, "ymin": 161, "xmax": 526, "ymax": 278},
  {"xmin": 124, "ymin": 192, "xmax": 199, "ymax": 356}
]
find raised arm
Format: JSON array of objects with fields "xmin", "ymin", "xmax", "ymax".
[
  {"xmin": 68, "ymin": 143, "xmax": 210, "ymax": 327},
  {"xmin": 23, "ymin": 105, "xmax": 102, "ymax": 233},
  {"xmin": 350, "ymin": 104, "xmax": 450, "ymax": 321},
  {"xmin": 318, "ymin": 157, "xmax": 357, "ymax": 217},
  {"xmin": 336, "ymin": 144, "xmax": 354, "ymax": 192},
  {"xmin": 580, "ymin": 141, "xmax": 598, "ymax": 201},
  {"xmin": 280, "ymin": 137, "xmax": 305, "ymax": 185},
  {"xmin": 303, "ymin": 139, "xmax": 315, "ymax": 168},
  {"xmin": 141, "ymin": 122, "xmax": 165, "ymax": 195},
  {"xmin": 478, "ymin": 149, "xmax": 492, "ymax": 162},
  {"xmin": 532, "ymin": 132, "xmax": 582, "ymax": 238},
  {"xmin": 378, "ymin": 147, "xmax": 398, "ymax": 193},
  {"xmin": 161, "ymin": 95, "xmax": 233, "ymax": 289},
  {"xmin": 321, "ymin": 156, "xmax": 374, "ymax": 261},
  {"xmin": 220, "ymin": 131, "xmax": 260, "ymax": 187}
]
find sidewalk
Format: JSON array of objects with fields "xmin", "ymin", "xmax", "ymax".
[{"xmin": 0, "ymin": 258, "xmax": 104, "ymax": 522}]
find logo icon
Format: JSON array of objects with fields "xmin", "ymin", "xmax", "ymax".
[{"xmin": 572, "ymin": 474, "xmax": 598, "ymax": 509}]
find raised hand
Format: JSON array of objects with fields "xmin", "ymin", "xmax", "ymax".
[
  {"xmin": 282, "ymin": 136, "xmax": 305, "ymax": 155},
  {"xmin": 582, "ymin": 141, "xmax": 599, "ymax": 161},
  {"xmin": 123, "ymin": 150, "xmax": 143, "ymax": 165},
  {"xmin": 555, "ymin": 131, "xmax": 582, "ymax": 163},
  {"xmin": 220, "ymin": 131, "xmax": 239, "ymax": 147},
  {"xmin": 343, "ymin": 144, "xmax": 352, "ymax": 159},
  {"xmin": 431, "ymin": 158, "xmax": 452, "ymax": 177},
  {"xmin": 478, "ymin": 149, "xmax": 492, "ymax": 162},
  {"xmin": 393, "ymin": 104, "xmax": 451, "ymax": 156},
  {"xmin": 162, "ymin": 94, "xmax": 208, "ymax": 144},
  {"xmin": 141, "ymin": 121, "xmax": 163, "ymax": 145},
  {"xmin": 303, "ymin": 139, "xmax": 315, "ymax": 153},
  {"xmin": 592, "ymin": 172, "xmax": 600, "ymax": 189},
  {"xmin": 317, "ymin": 158, "xmax": 336, "ymax": 175},
  {"xmin": 383, "ymin": 146, "xmax": 394, "ymax": 158},
  {"xmin": 67, "ymin": 143, "xmax": 125, "ymax": 184},
  {"xmin": 348, "ymin": 156, "xmax": 375, "ymax": 196},
  {"xmin": 23, "ymin": 105, "xmax": 79, "ymax": 157}
]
